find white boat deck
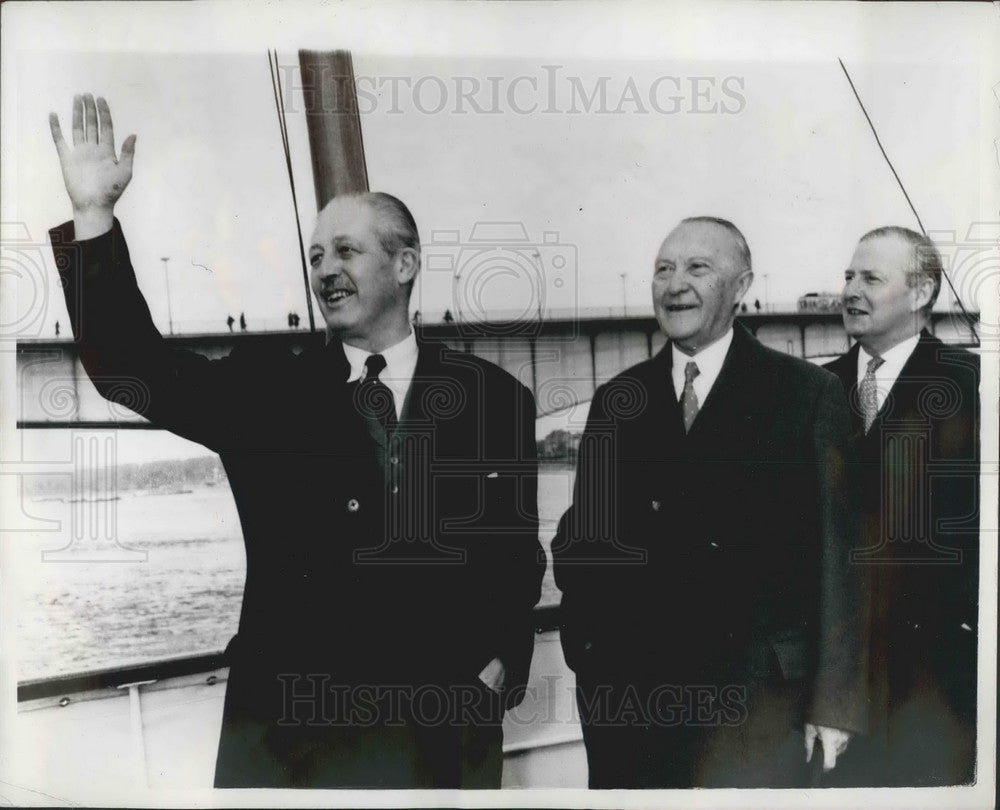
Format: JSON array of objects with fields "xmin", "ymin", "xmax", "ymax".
[{"xmin": 11, "ymin": 630, "xmax": 587, "ymax": 799}]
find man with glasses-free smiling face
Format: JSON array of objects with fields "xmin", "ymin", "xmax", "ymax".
[
  {"xmin": 48, "ymin": 93, "xmax": 543, "ymax": 789},
  {"xmin": 554, "ymin": 217, "xmax": 866, "ymax": 788},
  {"xmin": 652, "ymin": 217, "xmax": 754, "ymax": 354},
  {"xmin": 824, "ymin": 228, "xmax": 979, "ymax": 787},
  {"xmin": 840, "ymin": 232, "xmax": 935, "ymax": 356},
  {"xmin": 309, "ymin": 195, "xmax": 418, "ymax": 353}
]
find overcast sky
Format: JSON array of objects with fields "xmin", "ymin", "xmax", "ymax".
[
  {"xmin": 3, "ymin": 1, "xmax": 998, "ymax": 461},
  {"xmin": 3, "ymin": 2, "xmax": 997, "ymax": 339}
]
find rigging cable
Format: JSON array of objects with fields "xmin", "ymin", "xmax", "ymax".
[
  {"xmin": 838, "ymin": 58, "xmax": 979, "ymax": 346},
  {"xmin": 269, "ymin": 49, "xmax": 317, "ymax": 333}
]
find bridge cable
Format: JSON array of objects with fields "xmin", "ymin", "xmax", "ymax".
[{"xmin": 838, "ymin": 58, "xmax": 978, "ymax": 346}]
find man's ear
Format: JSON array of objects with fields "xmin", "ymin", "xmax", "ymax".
[
  {"xmin": 736, "ymin": 270, "xmax": 754, "ymax": 303},
  {"xmin": 396, "ymin": 248, "xmax": 420, "ymax": 287},
  {"xmin": 911, "ymin": 273, "xmax": 934, "ymax": 312}
]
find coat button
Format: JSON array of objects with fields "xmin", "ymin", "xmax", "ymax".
[
  {"xmin": 347, "ymin": 499, "xmax": 360, "ymax": 513},
  {"xmin": 709, "ymin": 541, "xmax": 720, "ymax": 549},
  {"xmin": 391, "ymin": 484, "xmax": 399, "ymax": 494},
  {"xmin": 651, "ymin": 500, "xmax": 661, "ymax": 512},
  {"xmin": 583, "ymin": 641, "xmax": 593, "ymax": 651},
  {"xmin": 390, "ymin": 456, "xmax": 399, "ymax": 465}
]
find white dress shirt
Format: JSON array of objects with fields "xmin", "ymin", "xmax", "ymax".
[
  {"xmin": 671, "ymin": 329, "xmax": 734, "ymax": 406},
  {"xmin": 856, "ymin": 333, "xmax": 920, "ymax": 413},
  {"xmin": 342, "ymin": 330, "xmax": 419, "ymax": 419},
  {"xmin": 344, "ymin": 329, "xmax": 503, "ymax": 691}
]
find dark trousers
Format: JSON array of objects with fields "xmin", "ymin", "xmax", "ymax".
[
  {"xmin": 576, "ymin": 674, "xmax": 809, "ymax": 789},
  {"xmin": 214, "ymin": 677, "xmax": 504, "ymax": 788},
  {"xmin": 693, "ymin": 677, "xmax": 809, "ymax": 788},
  {"xmin": 825, "ymin": 665, "xmax": 975, "ymax": 787}
]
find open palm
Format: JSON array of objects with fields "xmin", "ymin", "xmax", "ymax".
[{"xmin": 50, "ymin": 94, "xmax": 136, "ymax": 214}]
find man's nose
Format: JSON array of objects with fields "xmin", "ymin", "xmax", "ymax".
[
  {"xmin": 842, "ymin": 275, "xmax": 861, "ymax": 300},
  {"xmin": 315, "ymin": 254, "xmax": 341, "ymax": 280},
  {"xmin": 666, "ymin": 269, "xmax": 689, "ymax": 294}
]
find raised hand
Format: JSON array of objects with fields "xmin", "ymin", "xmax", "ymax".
[{"xmin": 49, "ymin": 94, "xmax": 136, "ymax": 239}]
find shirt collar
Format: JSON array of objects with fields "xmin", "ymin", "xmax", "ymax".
[
  {"xmin": 342, "ymin": 329, "xmax": 419, "ymax": 386},
  {"xmin": 671, "ymin": 329, "xmax": 734, "ymax": 385},
  {"xmin": 857, "ymin": 332, "xmax": 920, "ymax": 382}
]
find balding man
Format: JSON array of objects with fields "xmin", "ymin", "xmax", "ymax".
[
  {"xmin": 48, "ymin": 94, "xmax": 544, "ymax": 788},
  {"xmin": 553, "ymin": 217, "xmax": 867, "ymax": 788},
  {"xmin": 824, "ymin": 227, "xmax": 979, "ymax": 786}
]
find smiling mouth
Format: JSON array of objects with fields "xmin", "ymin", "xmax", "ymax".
[
  {"xmin": 323, "ymin": 289, "xmax": 355, "ymax": 306},
  {"xmin": 665, "ymin": 303, "xmax": 698, "ymax": 312},
  {"xmin": 845, "ymin": 307, "xmax": 868, "ymax": 316}
]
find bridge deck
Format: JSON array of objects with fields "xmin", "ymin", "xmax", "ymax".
[{"xmin": 15, "ymin": 311, "xmax": 979, "ymax": 427}]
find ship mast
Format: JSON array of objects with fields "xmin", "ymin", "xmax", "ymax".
[{"xmin": 298, "ymin": 49, "xmax": 370, "ymax": 209}]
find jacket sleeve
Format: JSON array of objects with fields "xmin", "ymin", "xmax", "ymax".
[
  {"xmin": 50, "ymin": 219, "xmax": 251, "ymax": 452},
  {"xmin": 491, "ymin": 383, "xmax": 545, "ymax": 708},
  {"xmin": 935, "ymin": 350, "xmax": 980, "ymax": 630},
  {"xmin": 551, "ymin": 382, "xmax": 611, "ymax": 674},
  {"xmin": 807, "ymin": 371, "xmax": 869, "ymax": 734}
]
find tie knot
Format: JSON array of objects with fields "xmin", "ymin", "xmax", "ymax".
[
  {"xmin": 684, "ymin": 361, "xmax": 700, "ymax": 385},
  {"xmin": 866, "ymin": 355, "xmax": 884, "ymax": 375},
  {"xmin": 364, "ymin": 353, "xmax": 387, "ymax": 380}
]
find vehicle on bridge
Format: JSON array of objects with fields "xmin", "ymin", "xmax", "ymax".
[{"xmin": 797, "ymin": 292, "xmax": 842, "ymax": 313}]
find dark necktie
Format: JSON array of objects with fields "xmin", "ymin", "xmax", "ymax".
[
  {"xmin": 360, "ymin": 353, "xmax": 398, "ymax": 436},
  {"xmin": 681, "ymin": 360, "xmax": 700, "ymax": 433},
  {"xmin": 860, "ymin": 354, "xmax": 885, "ymax": 433}
]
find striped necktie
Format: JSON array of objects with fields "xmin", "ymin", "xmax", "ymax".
[
  {"xmin": 361, "ymin": 353, "xmax": 398, "ymax": 436},
  {"xmin": 860, "ymin": 354, "xmax": 885, "ymax": 433},
  {"xmin": 681, "ymin": 361, "xmax": 700, "ymax": 433}
]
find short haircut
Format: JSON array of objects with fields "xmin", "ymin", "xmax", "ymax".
[
  {"xmin": 344, "ymin": 191, "xmax": 421, "ymax": 257},
  {"xmin": 859, "ymin": 225, "xmax": 942, "ymax": 314},
  {"xmin": 680, "ymin": 216, "xmax": 752, "ymax": 274}
]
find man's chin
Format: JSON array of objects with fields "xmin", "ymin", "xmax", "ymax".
[
  {"xmin": 321, "ymin": 317, "xmax": 354, "ymax": 338},
  {"xmin": 661, "ymin": 329, "xmax": 699, "ymax": 352},
  {"xmin": 841, "ymin": 318, "xmax": 867, "ymax": 340},
  {"xmin": 657, "ymin": 314, "xmax": 699, "ymax": 340}
]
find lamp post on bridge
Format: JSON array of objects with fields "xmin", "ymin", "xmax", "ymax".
[
  {"xmin": 532, "ymin": 250, "xmax": 544, "ymax": 323},
  {"xmin": 620, "ymin": 272, "xmax": 627, "ymax": 318},
  {"xmin": 161, "ymin": 257, "xmax": 174, "ymax": 335}
]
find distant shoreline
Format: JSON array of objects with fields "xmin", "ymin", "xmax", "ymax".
[{"xmin": 539, "ymin": 460, "xmax": 576, "ymax": 471}]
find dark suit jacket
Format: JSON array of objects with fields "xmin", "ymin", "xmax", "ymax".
[
  {"xmin": 50, "ymin": 219, "xmax": 544, "ymax": 787},
  {"xmin": 824, "ymin": 332, "xmax": 979, "ymax": 741},
  {"xmin": 553, "ymin": 325, "xmax": 867, "ymax": 734}
]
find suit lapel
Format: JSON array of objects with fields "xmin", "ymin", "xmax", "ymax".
[
  {"xmin": 828, "ymin": 345, "xmax": 859, "ymax": 398},
  {"xmin": 645, "ymin": 348, "xmax": 684, "ymax": 438},
  {"xmin": 829, "ymin": 331, "xmax": 935, "ymax": 439},
  {"xmin": 299, "ymin": 336, "xmax": 355, "ymax": 425},
  {"xmin": 322, "ymin": 334, "xmax": 352, "ymax": 383},
  {"xmin": 683, "ymin": 326, "xmax": 757, "ymax": 441},
  {"xmin": 401, "ymin": 339, "xmax": 440, "ymax": 428},
  {"xmin": 643, "ymin": 346, "xmax": 685, "ymax": 443},
  {"xmin": 828, "ymin": 344, "xmax": 864, "ymax": 434},
  {"xmin": 867, "ymin": 330, "xmax": 933, "ymax": 434},
  {"xmin": 306, "ymin": 336, "xmax": 387, "ymax": 455}
]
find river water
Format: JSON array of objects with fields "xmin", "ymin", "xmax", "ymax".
[{"xmin": 14, "ymin": 467, "xmax": 576, "ymax": 681}]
